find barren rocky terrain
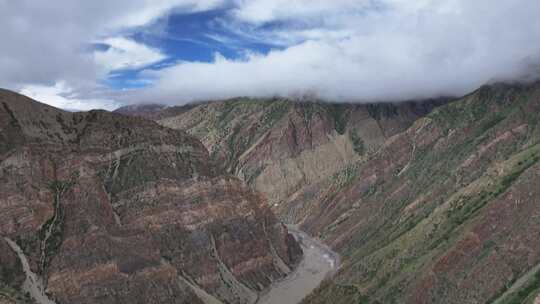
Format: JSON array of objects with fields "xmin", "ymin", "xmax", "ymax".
[
  {"xmin": 141, "ymin": 98, "xmax": 447, "ymax": 209},
  {"xmin": 0, "ymin": 89, "xmax": 302, "ymax": 304}
]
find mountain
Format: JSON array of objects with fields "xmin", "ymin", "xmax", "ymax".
[
  {"xmin": 0, "ymin": 89, "xmax": 302, "ymax": 304},
  {"xmin": 129, "ymin": 83, "xmax": 540, "ymax": 304},
  {"xmin": 114, "ymin": 103, "xmax": 168, "ymax": 118},
  {"xmin": 156, "ymin": 97, "xmax": 448, "ymax": 209},
  {"xmin": 295, "ymin": 82, "xmax": 540, "ymax": 304},
  {"xmin": 114, "ymin": 104, "xmax": 189, "ymax": 121},
  {"xmin": 4, "ymin": 79, "xmax": 540, "ymax": 304}
]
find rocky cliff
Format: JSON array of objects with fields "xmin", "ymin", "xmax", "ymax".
[
  {"xmin": 0, "ymin": 89, "xmax": 302, "ymax": 304},
  {"xmin": 156, "ymin": 98, "xmax": 446, "ymax": 209}
]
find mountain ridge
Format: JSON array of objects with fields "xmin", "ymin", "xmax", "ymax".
[
  {"xmin": 152, "ymin": 97, "xmax": 448, "ymax": 209},
  {"xmin": 0, "ymin": 89, "xmax": 302, "ymax": 304},
  {"xmin": 116, "ymin": 81, "xmax": 540, "ymax": 304},
  {"xmin": 3, "ymin": 80, "xmax": 540, "ymax": 303}
]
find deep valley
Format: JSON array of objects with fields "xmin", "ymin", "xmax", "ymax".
[{"xmin": 2, "ymin": 81, "xmax": 540, "ymax": 304}]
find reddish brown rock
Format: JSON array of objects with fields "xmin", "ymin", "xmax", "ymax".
[
  {"xmin": 0, "ymin": 89, "xmax": 301, "ymax": 304},
  {"xmin": 156, "ymin": 98, "xmax": 446, "ymax": 210}
]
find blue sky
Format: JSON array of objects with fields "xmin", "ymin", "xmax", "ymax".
[
  {"xmin": 2, "ymin": 0, "xmax": 540, "ymax": 110},
  {"xmin": 105, "ymin": 8, "xmax": 280, "ymax": 90}
]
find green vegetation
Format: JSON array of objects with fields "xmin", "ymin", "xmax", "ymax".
[
  {"xmin": 2, "ymin": 102, "xmax": 21, "ymax": 128},
  {"xmin": 210, "ymin": 98, "xmax": 292, "ymax": 171},
  {"xmin": 298, "ymin": 102, "xmax": 318, "ymax": 124},
  {"xmin": 494, "ymin": 269, "xmax": 540, "ymax": 304},
  {"xmin": 300, "ymin": 83, "xmax": 540, "ymax": 304},
  {"xmin": 349, "ymin": 129, "xmax": 366, "ymax": 155},
  {"xmin": 39, "ymin": 177, "xmax": 75, "ymax": 273},
  {"xmin": 475, "ymin": 113, "xmax": 506, "ymax": 137},
  {"xmin": 478, "ymin": 239, "xmax": 499, "ymax": 261},
  {"xmin": 0, "ymin": 286, "xmax": 34, "ymax": 304},
  {"xmin": 301, "ymin": 281, "xmax": 369, "ymax": 304},
  {"xmin": 0, "ymin": 259, "xmax": 23, "ymax": 290},
  {"xmin": 331, "ymin": 162, "xmax": 360, "ymax": 188},
  {"xmin": 434, "ymin": 143, "xmax": 540, "ymax": 251},
  {"xmin": 366, "ymin": 103, "xmax": 399, "ymax": 121},
  {"xmin": 261, "ymin": 99, "xmax": 290, "ymax": 126},
  {"xmin": 326, "ymin": 104, "xmax": 350, "ymax": 135},
  {"xmin": 244, "ymin": 165, "xmax": 265, "ymax": 185},
  {"xmin": 226, "ymin": 124, "xmax": 244, "ymax": 171}
]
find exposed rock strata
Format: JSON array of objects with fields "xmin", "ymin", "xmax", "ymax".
[
  {"xmin": 297, "ymin": 82, "xmax": 540, "ymax": 303},
  {"xmin": 157, "ymin": 98, "xmax": 446, "ymax": 208},
  {"xmin": 0, "ymin": 89, "xmax": 301, "ymax": 304},
  {"xmin": 136, "ymin": 84, "xmax": 540, "ymax": 303}
]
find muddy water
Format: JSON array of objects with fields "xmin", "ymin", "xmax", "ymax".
[{"xmin": 257, "ymin": 227, "xmax": 340, "ymax": 304}]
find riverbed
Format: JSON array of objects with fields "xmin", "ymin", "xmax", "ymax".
[{"xmin": 257, "ymin": 227, "xmax": 340, "ymax": 304}]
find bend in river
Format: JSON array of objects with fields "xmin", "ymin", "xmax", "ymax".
[{"xmin": 257, "ymin": 227, "xmax": 340, "ymax": 304}]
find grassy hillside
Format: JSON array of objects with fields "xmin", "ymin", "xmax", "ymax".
[{"xmin": 296, "ymin": 82, "xmax": 540, "ymax": 303}]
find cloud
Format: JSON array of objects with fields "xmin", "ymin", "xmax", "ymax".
[
  {"xmin": 111, "ymin": 0, "xmax": 225, "ymax": 29},
  {"xmin": 94, "ymin": 37, "xmax": 166, "ymax": 71},
  {"xmin": 2, "ymin": 0, "xmax": 540, "ymax": 109},
  {"xmin": 230, "ymin": 0, "xmax": 376, "ymax": 24},
  {"xmin": 0, "ymin": 0, "xmax": 225, "ymax": 108},
  {"xmin": 20, "ymin": 82, "xmax": 116, "ymax": 111},
  {"xmin": 132, "ymin": 0, "xmax": 540, "ymax": 104}
]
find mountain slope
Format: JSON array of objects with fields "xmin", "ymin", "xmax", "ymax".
[
  {"xmin": 135, "ymin": 83, "xmax": 540, "ymax": 303},
  {"xmin": 296, "ymin": 82, "xmax": 540, "ymax": 304},
  {"xmin": 157, "ymin": 97, "xmax": 446, "ymax": 208},
  {"xmin": 0, "ymin": 89, "xmax": 301, "ymax": 304}
]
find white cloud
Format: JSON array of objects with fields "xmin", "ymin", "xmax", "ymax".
[
  {"xmin": 132, "ymin": 0, "xmax": 540, "ymax": 104},
  {"xmin": 230, "ymin": 0, "xmax": 374, "ymax": 24},
  {"xmin": 2, "ymin": 0, "xmax": 540, "ymax": 109},
  {"xmin": 0, "ymin": 0, "xmax": 225, "ymax": 109},
  {"xmin": 94, "ymin": 37, "xmax": 166, "ymax": 72},
  {"xmin": 19, "ymin": 82, "xmax": 117, "ymax": 111},
  {"xmin": 110, "ymin": 0, "xmax": 225, "ymax": 29}
]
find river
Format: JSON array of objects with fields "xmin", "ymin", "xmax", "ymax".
[{"xmin": 257, "ymin": 227, "xmax": 340, "ymax": 304}]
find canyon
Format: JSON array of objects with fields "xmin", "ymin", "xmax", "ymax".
[
  {"xmin": 2, "ymin": 81, "xmax": 540, "ymax": 304},
  {"xmin": 122, "ymin": 81, "xmax": 540, "ymax": 303}
]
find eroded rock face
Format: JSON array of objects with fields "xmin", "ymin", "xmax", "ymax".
[
  {"xmin": 157, "ymin": 98, "xmax": 446, "ymax": 209},
  {"xmin": 0, "ymin": 89, "xmax": 301, "ymax": 304}
]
